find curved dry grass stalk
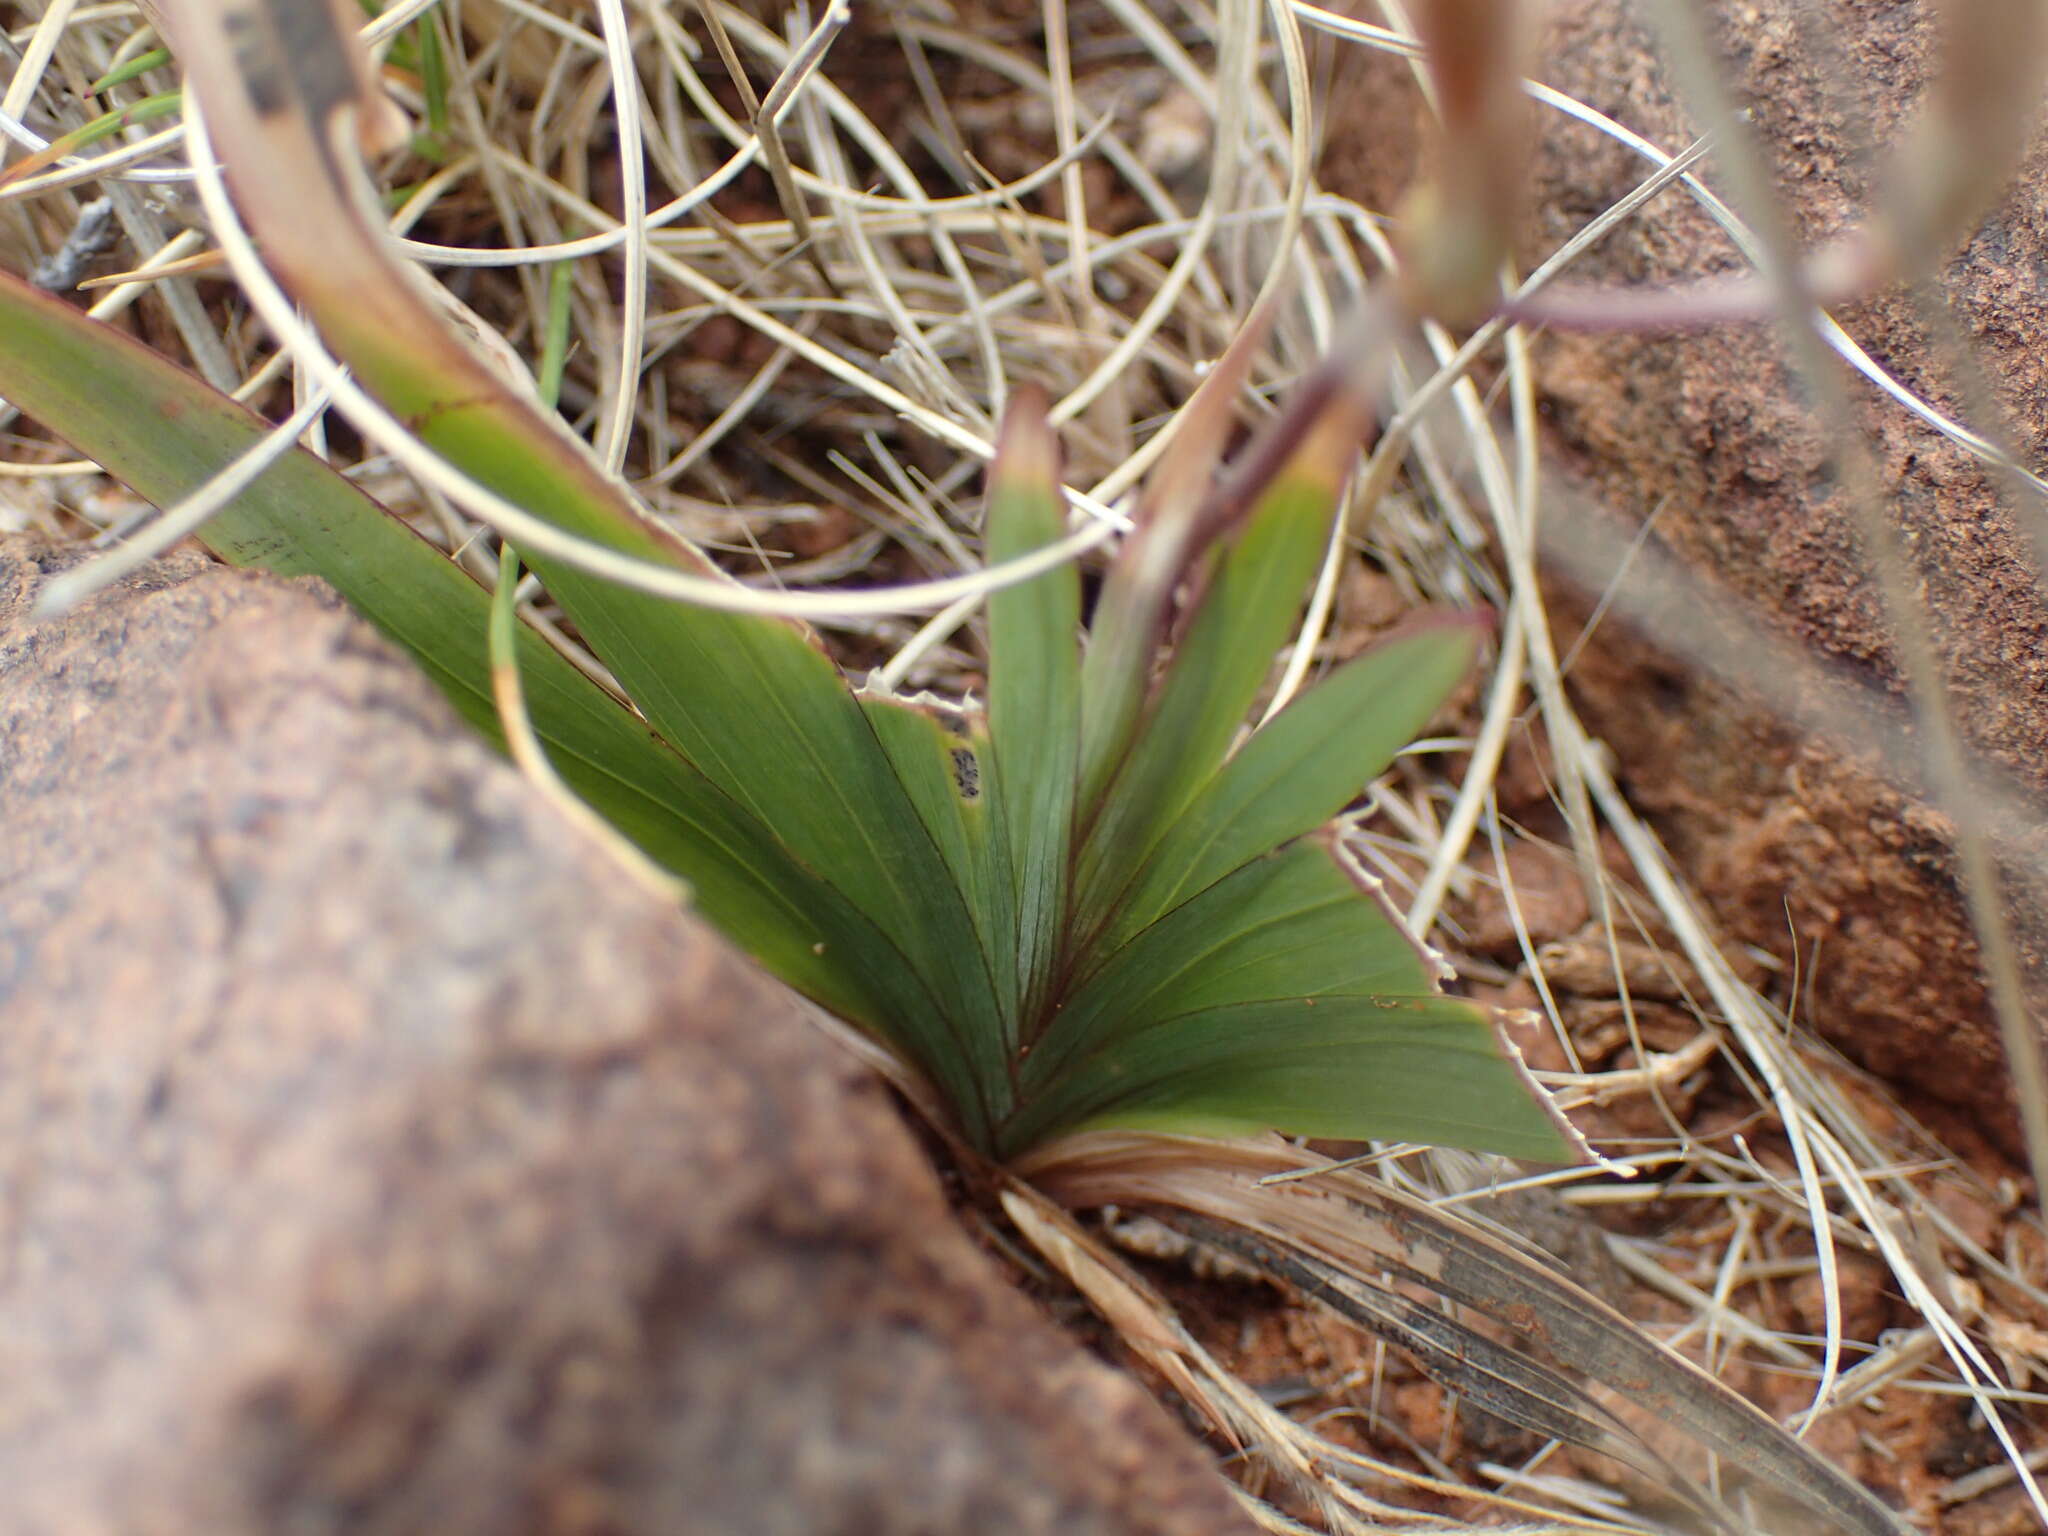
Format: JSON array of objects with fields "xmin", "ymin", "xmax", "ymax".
[{"xmin": 4, "ymin": 0, "xmax": 2045, "ymax": 1529}]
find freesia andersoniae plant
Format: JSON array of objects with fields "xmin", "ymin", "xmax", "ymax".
[
  {"xmin": 23, "ymin": 0, "xmax": 1568, "ymax": 1171},
  {"xmin": 0, "ymin": 258, "xmax": 1572, "ymax": 1166}
]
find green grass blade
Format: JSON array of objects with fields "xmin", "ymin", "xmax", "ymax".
[
  {"xmin": 983, "ymin": 390, "xmax": 1080, "ymax": 1036},
  {"xmin": 86, "ymin": 47, "xmax": 172, "ymax": 96},
  {"xmin": 1003, "ymin": 839, "xmax": 1574, "ymax": 1161},
  {"xmin": 1097, "ymin": 616, "xmax": 1485, "ymax": 955},
  {"xmin": 408, "ymin": 5, "xmax": 452, "ymax": 155},
  {"xmin": 0, "ymin": 89, "xmax": 182, "ymax": 188}
]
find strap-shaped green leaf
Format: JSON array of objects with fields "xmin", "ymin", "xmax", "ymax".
[
  {"xmin": 1010, "ymin": 995, "xmax": 1563, "ymax": 1159},
  {"xmin": 545, "ymin": 566, "xmax": 1011, "ymax": 1138},
  {"xmin": 1069, "ymin": 481, "xmax": 1334, "ymax": 938},
  {"xmin": 1003, "ymin": 839, "xmax": 1571, "ymax": 1161},
  {"xmin": 859, "ymin": 690, "xmax": 1020, "ymax": 1068},
  {"xmin": 982, "ymin": 391, "xmax": 1080, "ymax": 1039},
  {"xmin": 1070, "ymin": 379, "xmax": 1377, "ymax": 943},
  {"xmin": 1030, "ymin": 841, "xmax": 1437, "ymax": 1084},
  {"xmin": 1094, "ymin": 615, "xmax": 1485, "ymax": 958},
  {"xmin": 1075, "ymin": 312, "xmax": 1269, "ymax": 813}
]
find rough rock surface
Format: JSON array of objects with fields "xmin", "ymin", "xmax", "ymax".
[
  {"xmin": 1325, "ymin": 0, "xmax": 2048, "ymax": 1159},
  {"xmin": 0, "ymin": 538, "xmax": 1249, "ymax": 1536}
]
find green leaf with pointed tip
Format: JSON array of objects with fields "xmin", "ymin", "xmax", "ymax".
[
  {"xmin": 1075, "ymin": 309, "xmax": 1273, "ymax": 812},
  {"xmin": 1004, "ymin": 841, "xmax": 1572, "ymax": 1162},
  {"xmin": 1096, "ymin": 615, "xmax": 1486, "ymax": 957},
  {"xmin": 0, "ymin": 89, "xmax": 182, "ymax": 188},
  {"xmin": 983, "ymin": 390, "xmax": 1080, "ymax": 1037},
  {"xmin": 1058, "ymin": 999, "xmax": 1563, "ymax": 1158},
  {"xmin": 1016, "ymin": 838, "xmax": 1432, "ymax": 1104},
  {"xmin": 85, "ymin": 46, "xmax": 172, "ymax": 95},
  {"xmin": 0, "ymin": 269, "xmax": 979, "ymax": 1063},
  {"xmin": 1070, "ymin": 374, "xmax": 1377, "ymax": 943},
  {"xmin": 1070, "ymin": 477, "xmax": 1333, "ymax": 939},
  {"xmin": 558, "ymin": 574, "xmax": 1011, "ymax": 1141}
]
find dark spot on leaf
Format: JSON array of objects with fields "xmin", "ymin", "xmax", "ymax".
[{"xmin": 949, "ymin": 746, "xmax": 980, "ymax": 800}]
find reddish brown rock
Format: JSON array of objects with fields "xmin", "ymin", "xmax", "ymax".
[
  {"xmin": 1324, "ymin": 0, "xmax": 2048, "ymax": 1159},
  {"xmin": 1519, "ymin": 0, "xmax": 2048, "ymax": 1162},
  {"xmin": 1451, "ymin": 837, "xmax": 1591, "ymax": 960},
  {"xmin": 0, "ymin": 538, "xmax": 1249, "ymax": 1536}
]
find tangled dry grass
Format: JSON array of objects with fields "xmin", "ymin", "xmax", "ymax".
[{"xmin": 4, "ymin": 0, "xmax": 2047, "ymax": 1528}]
